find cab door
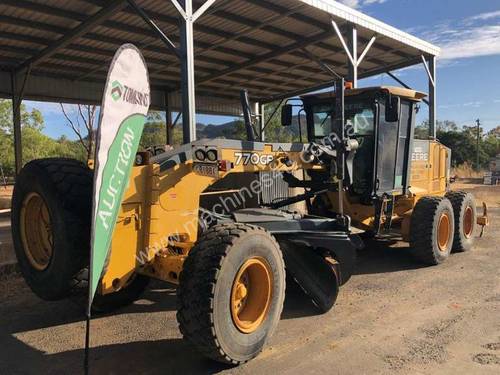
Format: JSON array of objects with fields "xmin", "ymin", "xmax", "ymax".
[{"xmin": 375, "ymin": 100, "xmax": 414, "ymax": 196}]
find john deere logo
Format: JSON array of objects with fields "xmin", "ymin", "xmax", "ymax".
[{"xmin": 111, "ymin": 80, "xmax": 123, "ymax": 101}]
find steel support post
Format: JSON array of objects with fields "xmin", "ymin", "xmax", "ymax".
[
  {"xmin": 331, "ymin": 21, "xmax": 374, "ymax": 89},
  {"xmin": 254, "ymin": 101, "xmax": 260, "ymax": 140},
  {"xmin": 164, "ymin": 92, "xmax": 173, "ymax": 145},
  {"xmin": 427, "ymin": 56, "xmax": 437, "ymax": 138},
  {"xmin": 259, "ymin": 103, "xmax": 265, "ymax": 141},
  {"xmin": 10, "ymin": 72, "xmax": 23, "ymax": 175},
  {"xmin": 179, "ymin": 0, "xmax": 197, "ymax": 143},
  {"xmin": 347, "ymin": 24, "xmax": 358, "ymax": 88}
]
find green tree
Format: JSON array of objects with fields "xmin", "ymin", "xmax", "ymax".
[
  {"xmin": 262, "ymin": 102, "xmax": 303, "ymax": 142},
  {"xmin": 416, "ymin": 120, "xmax": 458, "ymax": 139},
  {"xmin": 140, "ymin": 120, "xmax": 165, "ymax": 148},
  {"xmin": 436, "ymin": 124, "xmax": 499, "ymax": 168},
  {"xmin": 221, "ymin": 119, "xmax": 247, "ymax": 140},
  {"xmin": 0, "ymin": 99, "xmax": 47, "ymax": 176},
  {"xmin": 487, "ymin": 126, "xmax": 500, "ymax": 139},
  {"xmin": 60, "ymin": 104, "xmax": 97, "ymax": 162},
  {"xmin": 0, "ymin": 99, "xmax": 44, "ymax": 133},
  {"xmin": 437, "ymin": 130, "xmax": 477, "ymax": 166},
  {"xmin": 0, "ymin": 99, "xmax": 91, "ymax": 177}
]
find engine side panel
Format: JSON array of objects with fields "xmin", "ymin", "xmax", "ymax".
[{"xmin": 410, "ymin": 139, "xmax": 450, "ymax": 197}]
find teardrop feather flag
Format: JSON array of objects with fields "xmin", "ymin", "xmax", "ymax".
[{"xmin": 85, "ymin": 44, "xmax": 150, "ymax": 372}]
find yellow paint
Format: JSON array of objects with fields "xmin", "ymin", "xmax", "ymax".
[
  {"xmin": 100, "ymin": 144, "xmax": 321, "ymax": 293},
  {"xmin": 409, "ymin": 140, "xmax": 448, "ymax": 197},
  {"xmin": 100, "ymin": 137, "xmax": 452, "ymax": 294},
  {"xmin": 325, "ymin": 140, "xmax": 450, "ymax": 237}
]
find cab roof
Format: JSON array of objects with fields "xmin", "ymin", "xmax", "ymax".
[{"xmin": 301, "ymin": 86, "xmax": 427, "ymax": 102}]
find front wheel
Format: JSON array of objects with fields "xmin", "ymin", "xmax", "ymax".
[{"xmin": 177, "ymin": 223, "xmax": 285, "ymax": 365}]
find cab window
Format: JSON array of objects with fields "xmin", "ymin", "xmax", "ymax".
[
  {"xmin": 310, "ymin": 101, "xmax": 375, "ymax": 140},
  {"xmin": 311, "ymin": 104, "xmax": 333, "ymax": 139}
]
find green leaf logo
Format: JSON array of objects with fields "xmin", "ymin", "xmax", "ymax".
[{"xmin": 111, "ymin": 80, "xmax": 123, "ymax": 101}]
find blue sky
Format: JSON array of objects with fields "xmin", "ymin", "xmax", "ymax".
[{"xmin": 26, "ymin": 0, "xmax": 500, "ymax": 139}]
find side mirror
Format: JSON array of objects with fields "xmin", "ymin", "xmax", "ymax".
[
  {"xmin": 385, "ymin": 95, "xmax": 400, "ymax": 122},
  {"xmin": 281, "ymin": 104, "xmax": 293, "ymax": 127}
]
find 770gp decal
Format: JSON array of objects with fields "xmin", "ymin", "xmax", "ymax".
[{"xmin": 234, "ymin": 152, "xmax": 274, "ymax": 166}]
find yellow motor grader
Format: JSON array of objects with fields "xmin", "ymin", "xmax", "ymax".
[{"xmin": 11, "ymin": 81, "xmax": 486, "ymax": 365}]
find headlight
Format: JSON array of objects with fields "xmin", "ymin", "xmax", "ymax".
[
  {"xmin": 194, "ymin": 149, "xmax": 206, "ymax": 161},
  {"xmin": 206, "ymin": 149, "xmax": 218, "ymax": 162},
  {"xmin": 135, "ymin": 154, "xmax": 144, "ymax": 165}
]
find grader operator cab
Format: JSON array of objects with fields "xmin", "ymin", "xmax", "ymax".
[
  {"xmin": 11, "ymin": 80, "xmax": 486, "ymax": 365},
  {"xmin": 291, "ymin": 84, "xmax": 484, "ymax": 260}
]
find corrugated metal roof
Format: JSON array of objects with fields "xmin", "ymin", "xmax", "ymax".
[{"xmin": 0, "ymin": 0, "xmax": 440, "ymax": 115}]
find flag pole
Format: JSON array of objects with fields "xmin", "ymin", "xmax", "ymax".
[
  {"xmin": 84, "ymin": 312, "xmax": 90, "ymax": 375},
  {"xmin": 82, "ymin": 43, "xmax": 150, "ymax": 375},
  {"xmin": 85, "ymin": 209, "xmax": 94, "ymax": 375}
]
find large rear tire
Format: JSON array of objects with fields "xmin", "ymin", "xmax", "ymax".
[
  {"xmin": 445, "ymin": 191, "xmax": 476, "ymax": 252},
  {"xmin": 177, "ymin": 223, "xmax": 285, "ymax": 365},
  {"xmin": 12, "ymin": 158, "xmax": 93, "ymax": 300},
  {"xmin": 12, "ymin": 158, "xmax": 150, "ymax": 310},
  {"xmin": 410, "ymin": 196, "xmax": 455, "ymax": 265}
]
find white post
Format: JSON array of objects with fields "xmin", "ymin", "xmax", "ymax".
[
  {"xmin": 428, "ymin": 56, "xmax": 436, "ymax": 138},
  {"xmin": 179, "ymin": 0, "xmax": 196, "ymax": 143},
  {"xmin": 348, "ymin": 24, "xmax": 358, "ymax": 87}
]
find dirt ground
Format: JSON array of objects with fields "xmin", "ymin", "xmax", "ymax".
[
  {"xmin": 0, "ymin": 185, "xmax": 13, "ymax": 210},
  {"xmin": 0, "ymin": 213, "xmax": 13, "ymax": 266},
  {"xmin": 452, "ymin": 180, "xmax": 500, "ymax": 208},
  {"xmin": 0, "ymin": 206, "xmax": 499, "ymax": 375}
]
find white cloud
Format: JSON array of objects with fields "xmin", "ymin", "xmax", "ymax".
[
  {"xmin": 337, "ymin": 0, "xmax": 387, "ymax": 9},
  {"xmin": 24, "ymin": 101, "xmax": 62, "ymax": 115},
  {"xmin": 337, "ymin": 0, "xmax": 360, "ymax": 8},
  {"xmin": 410, "ymin": 12, "xmax": 500, "ymax": 61},
  {"xmin": 363, "ymin": 0, "xmax": 387, "ymax": 5},
  {"xmin": 463, "ymin": 101, "xmax": 483, "ymax": 108},
  {"xmin": 468, "ymin": 10, "xmax": 500, "ymax": 22},
  {"xmin": 25, "ymin": 101, "xmax": 88, "ymax": 121},
  {"xmin": 439, "ymin": 25, "xmax": 500, "ymax": 60},
  {"xmin": 439, "ymin": 103, "xmax": 461, "ymax": 109}
]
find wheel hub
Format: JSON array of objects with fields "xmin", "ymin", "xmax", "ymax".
[
  {"xmin": 463, "ymin": 206, "xmax": 474, "ymax": 238},
  {"xmin": 230, "ymin": 257, "xmax": 272, "ymax": 334},
  {"xmin": 437, "ymin": 212, "xmax": 451, "ymax": 252},
  {"xmin": 20, "ymin": 192, "xmax": 53, "ymax": 271}
]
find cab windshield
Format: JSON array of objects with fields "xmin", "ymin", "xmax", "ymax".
[
  {"xmin": 310, "ymin": 100, "xmax": 375, "ymax": 140},
  {"xmin": 310, "ymin": 99, "xmax": 376, "ymax": 196}
]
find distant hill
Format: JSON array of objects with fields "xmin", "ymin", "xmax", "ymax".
[
  {"xmin": 142, "ymin": 114, "xmax": 307, "ymax": 145},
  {"xmin": 196, "ymin": 115, "xmax": 306, "ymax": 140},
  {"xmin": 197, "ymin": 120, "xmax": 243, "ymax": 138}
]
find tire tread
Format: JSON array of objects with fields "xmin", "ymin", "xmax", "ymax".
[
  {"xmin": 176, "ymin": 223, "xmax": 284, "ymax": 365},
  {"xmin": 410, "ymin": 196, "xmax": 450, "ymax": 265},
  {"xmin": 445, "ymin": 191, "xmax": 475, "ymax": 252},
  {"xmin": 13, "ymin": 158, "xmax": 92, "ymax": 300}
]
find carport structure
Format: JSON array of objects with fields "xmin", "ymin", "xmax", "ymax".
[{"xmin": 0, "ymin": 0, "xmax": 440, "ymax": 174}]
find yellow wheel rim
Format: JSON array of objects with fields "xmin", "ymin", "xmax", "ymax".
[
  {"xmin": 230, "ymin": 257, "xmax": 272, "ymax": 334},
  {"xmin": 463, "ymin": 206, "xmax": 473, "ymax": 238},
  {"xmin": 437, "ymin": 212, "xmax": 451, "ymax": 252},
  {"xmin": 20, "ymin": 192, "xmax": 53, "ymax": 271}
]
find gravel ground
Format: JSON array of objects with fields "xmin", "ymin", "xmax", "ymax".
[{"xmin": 0, "ymin": 209, "xmax": 499, "ymax": 375}]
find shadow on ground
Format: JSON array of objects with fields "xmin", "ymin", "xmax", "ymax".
[
  {"xmin": 0, "ymin": 334, "xmax": 231, "ymax": 375},
  {"xmin": 355, "ymin": 237, "xmax": 426, "ymax": 275},
  {"xmin": 0, "ymin": 236, "xmax": 430, "ymax": 374}
]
